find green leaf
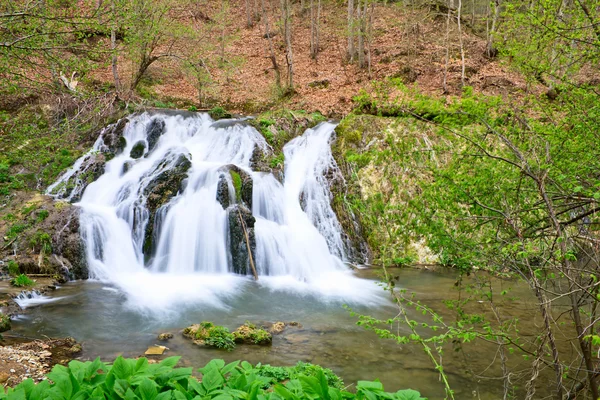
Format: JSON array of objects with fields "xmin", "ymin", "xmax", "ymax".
[
  {"xmin": 138, "ymin": 378, "xmax": 158, "ymax": 400},
  {"xmin": 201, "ymin": 368, "xmax": 224, "ymax": 393},
  {"xmin": 113, "ymin": 356, "xmax": 134, "ymax": 380},
  {"xmin": 394, "ymin": 389, "xmax": 425, "ymax": 400},
  {"xmin": 159, "ymin": 357, "xmax": 181, "ymax": 369},
  {"xmin": 114, "ymin": 379, "xmax": 130, "ymax": 398},
  {"xmin": 221, "ymin": 361, "xmax": 240, "ymax": 376}
]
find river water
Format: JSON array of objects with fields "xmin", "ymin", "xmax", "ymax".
[{"xmin": 8, "ymin": 268, "xmax": 553, "ymax": 399}]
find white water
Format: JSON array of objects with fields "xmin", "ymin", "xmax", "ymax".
[
  {"xmin": 14, "ymin": 291, "xmax": 66, "ymax": 309},
  {"xmin": 50, "ymin": 112, "xmax": 382, "ymax": 312}
]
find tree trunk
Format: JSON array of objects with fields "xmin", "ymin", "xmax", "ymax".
[
  {"xmin": 457, "ymin": 0, "xmax": 465, "ymax": 87},
  {"xmin": 281, "ymin": 0, "xmax": 293, "ymax": 88},
  {"xmin": 443, "ymin": 0, "xmax": 451, "ymax": 93},
  {"xmin": 246, "ymin": 0, "xmax": 252, "ymax": 27},
  {"xmin": 261, "ymin": 0, "xmax": 281, "ymax": 88},
  {"xmin": 486, "ymin": 0, "xmax": 500, "ymax": 58},
  {"xmin": 357, "ymin": 0, "xmax": 364, "ymax": 68},
  {"xmin": 111, "ymin": 0, "xmax": 120, "ymax": 91},
  {"xmin": 347, "ymin": 0, "xmax": 355, "ymax": 61}
]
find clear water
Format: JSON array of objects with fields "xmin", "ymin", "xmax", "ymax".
[{"xmin": 8, "ymin": 268, "xmax": 550, "ymax": 399}]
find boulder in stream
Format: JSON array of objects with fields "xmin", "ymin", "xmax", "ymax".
[
  {"xmin": 216, "ymin": 164, "xmax": 253, "ymax": 209},
  {"xmin": 227, "ymin": 204, "xmax": 256, "ymax": 276},
  {"xmin": 142, "ymin": 153, "xmax": 192, "ymax": 256}
]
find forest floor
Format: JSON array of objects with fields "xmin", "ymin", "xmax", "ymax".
[{"xmin": 89, "ymin": 0, "xmax": 535, "ymax": 116}]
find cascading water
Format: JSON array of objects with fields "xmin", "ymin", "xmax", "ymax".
[{"xmin": 49, "ymin": 112, "xmax": 382, "ymax": 312}]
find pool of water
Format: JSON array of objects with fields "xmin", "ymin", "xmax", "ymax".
[{"xmin": 6, "ymin": 268, "xmax": 552, "ymax": 399}]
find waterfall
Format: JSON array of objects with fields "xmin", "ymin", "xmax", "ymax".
[{"xmin": 49, "ymin": 112, "xmax": 381, "ymax": 311}]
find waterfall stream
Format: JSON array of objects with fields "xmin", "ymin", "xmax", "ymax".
[{"xmin": 49, "ymin": 112, "xmax": 381, "ymax": 312}]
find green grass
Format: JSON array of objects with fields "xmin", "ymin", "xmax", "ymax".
[{"xmin": 10, "ymin": 274, "xmax": 34, "ymax": 287}]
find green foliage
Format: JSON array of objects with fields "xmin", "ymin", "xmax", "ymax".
[
  {"xmin": 270, "ymin": 153, "xmax": 285, "ymax": 169},
  {"xmin": 29, "ymin": 231, "xmax": 52, "ymax": 254},
  {"xmin": 188, "ymin": 322, "xmax": 236, "ymax": 351},
  {"xmin": 10, "ymin": 274, "xmax": 34, "ymax": 288},
  {"xmin": 209, "ymin": 106, "xmax": 232, "ymax": 120},
  {"xmin": 35, "ymin": 210, "xmax": 49, "ymax": 223},
  {"xmin": 6, "ymin": 260, "xmax": 19, "ymax": 276},
  {"xmin": 230, "ymin": 171, "xmax": 242, "ymax": 203},
  {"xmin": 0, "ymin": 314, "xmax": 10, "ymax": 333},
  {"xmin": 5, "ymin": 223, "xmax": 27, "ymax": 240},
  {"xmin": 232, "ymin": 322, "xmax": 272, "ymax": 345},
  {"xmin": 203, "ymin": 326, "xmax": 236, "ymax": 351},
  {"xmin": 0, "ymin": 357, "xmax": 425, "ymax": 400}
]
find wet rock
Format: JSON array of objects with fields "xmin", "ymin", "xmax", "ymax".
[
  {"xmin": 68, "ymin": 344, "xmax": 82, "ymax": 354},
  {"xmin": 216, "ymin": 174, "xmax": 232, "ymax": 209},
  {"xmin": 0, "ymin": 314, "xmax": 11, "ymax": 332},
  {"xmin": 146, "ymin": 118, "xmax": 166, "ymax": 152},
  {"xmin": 50, "ymin": 206, "xmax": 87, "ymax": 280},
  {"xmin": 227, "ymin": 204, "xmax": 256, "ymax": 275},
  {"xmin": 142, "ymin": 153, "xmax": 192, "ymax": 256},
  {"xmin": 130, "ymin": 140, "xmax": 146, "ymax": 159},
  {"xmin": 158, "ymin": 333, "xmax": 173, "ymax": 341},
  {"xmin": 102, "ymin": 118, "xmax": 129, "ymax": 155},
  {"xmin": 122, "ymin": 161, "xmax": 133, "ymax": 175},
  {"xmin": 216, "ymin": 165, "xmax": 253, "ymax": 209},
  {"xmin": 48, "ymin": 153, "xmax": 106, "ymax": 202},
  {"xmin": 232, "ymin": 323, "xmax": 272, "ymax": 345}
]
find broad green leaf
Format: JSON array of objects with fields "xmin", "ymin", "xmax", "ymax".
[{"xmin": 139, "ymin": 378, "xmax": 158, "ymax": 400}]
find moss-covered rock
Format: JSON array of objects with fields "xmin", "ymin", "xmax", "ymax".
[
  {"xmin": 232, "ymin": 322, "xmax": 272, "ymax": 345},
  {"xmin": 0, "ymin": 314, "xmax": 11, "ymax": 332},
  {"xmin": 142, "ymin": 153, "xmax": 192, "ymax": 257},
  {"xmin": 332, "ymin": 113, "xmax": 441, "ymax": 265},
  {"xmin": 183, "ymin": 321, "xmax": 236, "ymax": 350},
  {"xmin": 102, "ymin": 118, "xmax": 129, "ymax": 155},
  {"xmin": 227, "ymin": 204, "xmax": 256, "ymax": 275},
  {"xmin": 215, "ymin": 165, "xmax": 253, "ymax": 210},
  {"xmin": 130, "ymin": 141, "xmax": 146, "ymax": 159}
]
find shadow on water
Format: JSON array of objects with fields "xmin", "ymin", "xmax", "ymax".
[{"xmin": 7, "ymin": 268, "xmax": 559, "ymax": 399}]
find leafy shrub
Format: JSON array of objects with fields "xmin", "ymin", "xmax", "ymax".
[
  {"xmin": 0, "ymin": 314, "xmax": 10, "ymax": 333},
  {"xmin": 35, "ymin": 209, "xmax": 49, "ymax": 223},
  {"xmin": 0, "ymin": 356, "xmax": 426, "ymax": 400},
  {"xmin": 5, "ymin": 223, "xmax": 27, "ymax": 240},
  {"xmin": 209, "ymin": 106, "xmax": 231, "ymax": 120},
  {"xmin": 6, "ymin": 260, "xmax": 19, "ymax": 276},
  {"xmin": 203, "ymin": 326, "xmax": 236, "ymax": 351},
  {"xmin": 10, "ymin": 274, "xmax": 34, "ymax": 287},
  {"xmin": 270, "ymin": 152, "xmax": 285, "ymax": 169},
  {"xmin": 186, "ymin": 322, "xmax": 236, "ymax": 351},
  {"xmin": 29, "ymin": 231, "xmax": 52, "ymax": 253}
]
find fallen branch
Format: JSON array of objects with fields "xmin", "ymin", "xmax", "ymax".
[{"xmin": 237, "ymin": 208, "xmax": 258, "ymax": 280}]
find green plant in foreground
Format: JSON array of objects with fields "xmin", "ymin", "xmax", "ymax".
[
  {"xmin": 0, "ymin": 356, "xmax": 426, "ymax": 400},
  {"xmin": 10, "ymin": 274, "xmax": 34, "ymax": 287},
  {"xmin": 6, "ymin": 260, "xmax": 19, "ymax": 276}
]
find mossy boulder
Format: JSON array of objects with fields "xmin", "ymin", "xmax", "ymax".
[
  {"xmin": 215, "ymin": 165, "xmax": 253, "ymax": 209},
  {"xmin": 50, "ymin": 205, "xmax": 88, "ymax": 279},
  {"xmin": 183, "ymin": 321, "xmax": 236, "ymax": 350},
  {"xmin": 142, "ymin": 153, "xmax": 192, "ymax": 257},
  {"xmin": 48, "ymin": 153, "xmax": 106, "ymax": 202},
  {"xmin": 0, "ymin": 314, "xmax": 11, "ymax": 332},
  {"xmin": 227, "ymin": 204, "xmax": 256, "ymax": 275},
  {"xmin": 102, "ymin": 118, "xmax": 129, "ymax": 155},
  {"xmin": 130, "ymin": 141, "xmax": 146, "ymax": 159},
  {"xmin": 232, "ymin": 323, "xmax": 272, "ymax": 345},
  {"xmin": 146, "ymin": 118, "xmax": 166, "ymax": 152}
]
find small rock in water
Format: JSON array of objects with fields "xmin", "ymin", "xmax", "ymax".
[
  {"xmin": 157, "ymin": 333, "xmax": 173, "ymax": 341},
  {"xmin": 145, "ymin": 345, "xmax": 167, "ymax": 355},
  {"xmin": 68, "ymin": 344, "xmax": 82, "ymax": 354}
]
